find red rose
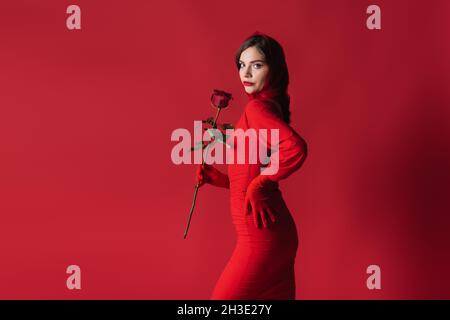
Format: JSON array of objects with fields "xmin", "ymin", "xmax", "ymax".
[
  {"xmin": 184, "ymin": 88, "xmax": 233, "ymax": 239},
  {"xmin": 211, "ymin": 89, "xmax": 232, "ymax": 109}
]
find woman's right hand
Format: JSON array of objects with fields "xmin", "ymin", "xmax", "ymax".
[{"xmin": 195, "ymin": 163, "xmax": 230, "ymax": 189}]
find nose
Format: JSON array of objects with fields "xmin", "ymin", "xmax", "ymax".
[{"xmin": 244, "ymin": 65, "xmax": 252, "ymax": 78}]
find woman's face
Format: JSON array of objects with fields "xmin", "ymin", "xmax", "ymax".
[{"xmin": 238, "ymin": 46, "xmax": 269, "ymax": 95}]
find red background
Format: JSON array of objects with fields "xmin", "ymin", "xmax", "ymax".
[{"xmin": 0, "ymin": 0, "xmax": 449, "ymax": 299}]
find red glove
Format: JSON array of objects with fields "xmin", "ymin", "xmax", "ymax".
[
  {"xmin": 196, "ymin": 163, "xmax": 230, "ymax": 189},
  {"xmin": 244, "ymin": 174, "xmax": 279, "ymax": 229}
]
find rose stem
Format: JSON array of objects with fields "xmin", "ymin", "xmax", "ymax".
[{"xmin": 184, "ymin": 106, "xmax": 222, "ymax": 239}]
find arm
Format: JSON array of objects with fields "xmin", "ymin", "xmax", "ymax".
[
  {"xmin": 215, "ymin": 169, "xmax": 230, "ymax": 189},
  {"xmin": 245, "ymin": 99, "xmax": 307, "ymax": 183},
  {"xmin": 243, "ymin": 99, "xmax": 307, "ymax": 228},
  {"xmin": 196, "ymin": 164, "xmax": 230, "ymax": 189}
]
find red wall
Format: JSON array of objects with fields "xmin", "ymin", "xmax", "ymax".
[{"xmin": 0, "ymin": 0, "xmax": 449, "ymax": 299}]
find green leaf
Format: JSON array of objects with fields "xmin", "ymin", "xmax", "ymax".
[{"xmin": 189, "ymin": 140, "xmax": 204, "ymax": 152}]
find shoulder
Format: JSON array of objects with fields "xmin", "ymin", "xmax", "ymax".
[{"xmin": 245, "ymin": 98, "xmax": 283, "ymax": 120}]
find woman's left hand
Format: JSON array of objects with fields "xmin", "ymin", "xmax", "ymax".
[{"xmin": 244, "ymin": 175, "xmax": 279, "ymax": 229}]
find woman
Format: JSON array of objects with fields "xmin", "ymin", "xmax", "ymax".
[{"xmin": 196, "ymin": 32, "xmax": 308, "ymax": 299}]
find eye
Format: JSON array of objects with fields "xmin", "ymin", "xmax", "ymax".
[
  {"xmin": 253, "ymin": 63, "xmax": 262, "ymax": 69},
  {"xmin": 239, "ymin": 62, "xmax": 244, "ymax": 69}
]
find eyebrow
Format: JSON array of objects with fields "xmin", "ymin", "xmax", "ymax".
[{"xmin": 239, "ymin": 60, "xmax": 265, "ymax": 64}]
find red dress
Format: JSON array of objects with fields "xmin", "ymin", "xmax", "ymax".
[{"xmin": 210, "ymin": 98, "xmax": 308, "ymax": 300}]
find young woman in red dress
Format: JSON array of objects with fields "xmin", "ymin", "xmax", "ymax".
[{"xmin": 196, "ymin": 32, "xmax": 308, "ymax": 300}]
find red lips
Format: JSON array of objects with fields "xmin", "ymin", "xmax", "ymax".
[{"xmin": 243, "ymin": 81, "xmax": 254, "ymax": 86}]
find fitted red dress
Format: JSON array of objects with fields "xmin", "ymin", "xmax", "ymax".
[{"xmin": 210, "ymin": 97, "xmax": 308, "ymax": 300}]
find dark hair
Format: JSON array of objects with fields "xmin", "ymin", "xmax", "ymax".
[{"xmin": 235, "ymin": 32, "xmax": 291, "ymax": 124}]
